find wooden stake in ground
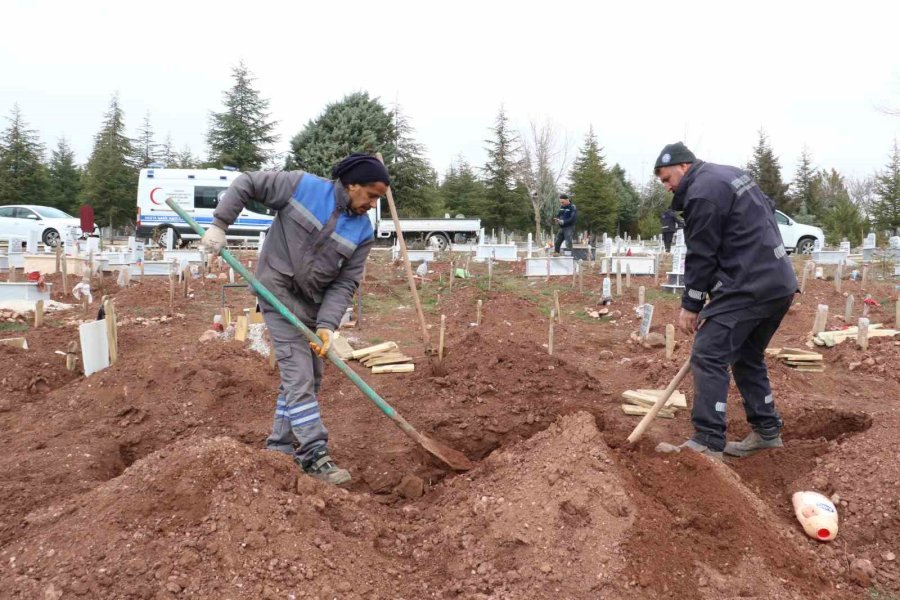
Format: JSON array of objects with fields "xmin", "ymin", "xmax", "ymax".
[
  {"xmin": 616, "ymin": 260, "xmax": 622, "ymax": 296},
  {"xmin": 55, "ymin": 246, "xmax": 61, "ymax": 273},
  {"xmin": 844, "ymin": 294, "xmax": 855, "ymax": 322},
  {"xmin": 548, "ymin": 309, "xmax": 555, "ymax": 355},
  {"xmin": 857, "ymin": 317, "xmax": 870, "ymax": 351},
  {"xmin": 376, "ymin": 152, "xmax": 433, "ymax": 353},
  {"xmin": 554, "ymin": 290, "xmax": 561, "ymax": 323},
  {"xmin": 66, "ymin": 341, "xmax": 78, "ymax": 372},
  {"xmin": 34, "ymin": 299, "xmax": 44, "ymax": 328},
  {"xmin": 800, "ymin": 260, "xmax": 810, "ymax": 293},
  {"xmin": 665, "ymin": 324, "xmax": 675, "ymax": 360},
  {"xmin": 578, "ymin": 261, "xmax": 584, "ymax": 294},
  {"xmin": 103, "ymin": 296, "xmax": 118, "ymax": 366},
  {"xmin": 861, "ymin": 265, "xmax": 869, "ymax": 286},
  {"xmin": 834, "ymin": 264, "xmax": 842, "ymax": 292},
  {"xmin": 626, "ymin": 263, "xmax": 632, "ymax": 289},
  {"xmin": 638, "ymin": 285, "xmax": 646, "ymax": 307},
  {"xmin": 476, "ymin": 299, "xmax": 482, "ymax": 326},
  {"xmin": 182, "ymin": 267, "xmax": 190, "ymax": 298},
  {"xmin": 653, "ymin": 254, "xmax": 660, "ymax": 287},
  {"xmin": 438, "ymin": 314, "xmax": 446, "ymax": 362},
  {"xmin": 488, "ymin": 256, "xmax": 493, "ymax": 291},
  {"xmin": 235, "ymin": 315, "xmax": 249, "ymax": 342},
  {"xmin": 812, "ymin": 304, "xmax": 829, "ymax": 335},
  {"xmin": 60, "ymin": 252, "xmax": 68, "ymax": 295},
  {"xmin": 448, "ymin": 260, "xmax": 454, "ymax": 294},
  {"xmin": 169, "ymin": 271, "xmax": 175, "ymax": 313}
]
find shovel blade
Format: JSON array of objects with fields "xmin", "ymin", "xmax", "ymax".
[{"xmin": 411, "ymin": 430, "xmax": 474, "ymax": 471}]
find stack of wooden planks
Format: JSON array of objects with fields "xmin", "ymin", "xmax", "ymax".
[
  {"xmin": 620, "ymin": 389, "xmax": 687, "ymax": 419},
  {"xmin": 812, "ymin": 324, "xmax": 898, "ymax": 347},
  {"xmin": 765, "ymin": 347, "xmax": 824, "ymax": 372},
  {"xmin": 330, "ymin": 338, "xmax": 415, "ymax": 373}
]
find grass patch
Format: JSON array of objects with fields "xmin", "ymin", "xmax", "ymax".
[
  {"xmin": 0, "ymin": 322, "xmax": 29, "ymax": 333},
  {"xmin": 868, "ymin": 587, "xmax": 899, "ymax": 600}
]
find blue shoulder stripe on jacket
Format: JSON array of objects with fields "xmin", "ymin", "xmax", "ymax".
[
  {"xmin": 332, "ymin": 213, "xmax": 374, "ymax": 252},
  {"xmin": 291, "ymin": 174, "xmax": 336, "ymax": 229}
]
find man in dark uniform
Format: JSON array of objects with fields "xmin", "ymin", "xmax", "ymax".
[
  {"xmin": 653, "ymin": 142, "xmax": 798, "ymax": 460},
  {"xmin": 659, "ymin": 207, "xmax": 684, "ymax": 252},
  {"xmin": 553, "ymin": 194, "xmax": 577, "ymax": 255}
]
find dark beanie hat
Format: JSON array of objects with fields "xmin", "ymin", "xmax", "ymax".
[
  {"xmin": 331, "ymin": 153, "xmax": 391, "ymax": 186},
  {"xmin": 653, "ymin": 142, "xmax": 696, "ymax": 173},
  {"xmin": 559, "ymin": 193, "xmax": 569, "ymax": 200}
]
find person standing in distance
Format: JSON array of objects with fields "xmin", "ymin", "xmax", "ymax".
[
  {"xmin": 201, "ymin": 153, "xmax": 389, "ymax": 485},
  {"xmin": 553, "ymin": 193, "xmax": 577, "ymax": 255},
  {"xmin": 653, "ymin": 142, "xmax": 798, "ymax": 460}
]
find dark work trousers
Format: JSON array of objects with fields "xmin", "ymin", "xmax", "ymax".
[
  {"xmin": 259, "ymin": 299, "xmax": 328, "ymax": 464},
  {"xmin": 663, "ymin": 231, "xmax": 674, "ymax": 252},
  {"xmin": 690, "ymin": 296, "xmax": 792, "ymax": 451},
  {"xmin": 554, "ymin": 226, "xmax": 574, "ymax": 254}
]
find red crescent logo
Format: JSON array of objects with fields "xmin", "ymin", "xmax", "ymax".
[{"xmin": 149, "ymin": 187, "xmax": 163, "ymax": 205}]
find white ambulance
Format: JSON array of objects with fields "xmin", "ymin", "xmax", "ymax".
[{"xmin": 135, "ymin": 166, "xmax": 274, "ymax": 246}]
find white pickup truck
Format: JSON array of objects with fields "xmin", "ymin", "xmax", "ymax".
[
  {"xmin": 774, "ymin": 210, "xmax": 825, "ymax": 254},
  {"xmin": 367, "ymin": 198, "xmax": 480, "ymax": 250}
]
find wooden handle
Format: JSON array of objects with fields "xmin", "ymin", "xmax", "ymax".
[
  {"xmin": 376, "ymin": 152, "xmax": 432, "ymax": 351},
  {"xmin": 626, "ymin": 357, "xmax": 692, "ymax": 444}
]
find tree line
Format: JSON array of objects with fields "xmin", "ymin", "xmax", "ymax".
[{"xmin": 1, "ymin": 62, "xmax": 898, "ymax": 244}]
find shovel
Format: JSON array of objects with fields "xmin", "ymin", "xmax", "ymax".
[
  {"xmin": 626, "ymin": 356, "xmax": 692, "ymax": 444},
  {"xmin": 165, "ymin": 198, "xmax": 473, "ymax": 471}
]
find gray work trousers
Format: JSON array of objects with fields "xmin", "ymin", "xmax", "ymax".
[
  {"xmin": 260, "ymin": 300, "xmax": 328, "ymax": 464},
  {"xmin": 690, "ymin": 297, "xmax": 792, "ymax": 451}
]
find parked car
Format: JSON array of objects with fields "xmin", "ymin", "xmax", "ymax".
[
  {"xmin": 774, "ymin": 210, "xmax": 824, "ymax": 254},
  {"xmin": 0, "ymin": 205, "xmax": 89, "ymax": 247}
]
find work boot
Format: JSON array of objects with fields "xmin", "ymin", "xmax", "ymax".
[
  {"xmin": 724, "ymin": 431, "xmax": 784, "ymax": 457},
  {"xmin": 655, "ymin": 439, "xmax": 724, "ymax": 461},
  {"xmin": 300, "ymin": 448, "xmax": 351, "ymax": 486}
]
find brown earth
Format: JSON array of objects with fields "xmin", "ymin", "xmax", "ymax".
[{"xmin": 0, "ymin": 253, "xmax": 898, "ymax": 599}]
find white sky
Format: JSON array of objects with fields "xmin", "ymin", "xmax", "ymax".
[{"xmin": 3, "ymin": 0, "xmax": 899, "ymax": 187}]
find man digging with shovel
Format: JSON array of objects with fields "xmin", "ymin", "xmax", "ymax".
[
  {"xmin": 201, "ymin": 154, "xmax": 390, "ymax": 485},
  {"xmin": 652, "ymin": 143, "xmax": 798, "ymax": 460}
]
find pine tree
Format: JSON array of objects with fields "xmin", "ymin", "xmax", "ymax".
[
  {"xmin": 389, "ymin": 107, "xmax": 441, "ymax": 217},
  {"xmin": 289, "ymin": 92, "xmax": 395, "ymax": 177},
  {"xmin": 568, "ymin": 126, "xmax": 617, "ymax": 235},
  {"xmin": 46, "ymin": 138, "xmax": 82, "ymax": 213},
  {"xmin": 747, "ymin": 129, "xmax": 791, "ymax": 212},
  {"xmin": 134, "ymin": 112, "xmax": 161, "ymax": 168},
  {"xmin": 871, "ymin": 140, "xmax": 900, "ymax": 234},
  {"xmin": 789, "ymin": 146, "xmax": 821, "ymax": 222},
  {"xmin": 207, "ymin": 61, "xmax": 278, "ymax": 170},
  {"xmin": 611, "ymin": 164, "xmax": 640, "ymax": 236},
  {"xmin": 440, "ymin": 158, "xmax": 488, "ymax": 219},
  {"xmin": 81, "ymin": 94, "xmax": 137, "ymax": 229},
  {"xmin": 637, "ymin": 178, "xmax": 670, "ymax": 239},
  {"xmin": 818, "ymin": 169, "xmax": 864, "ymax": 245},
  {"xmin": 0, "ymin": 104, "xmax": 48, "ymax": 205},
  {"xmin": 482, "ymin": 106, "xmax": 530, "ymax": 231},
  {"xmin": 174, "ymin": 146, "xmax": 201, "ymax": 169},
  {"xmin": 160, "ymin": 134, "xmax": 176, "ymax": 167}
]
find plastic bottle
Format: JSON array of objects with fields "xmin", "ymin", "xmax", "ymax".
[{"xmin": 792, "ymin": 491, "xmax": 839, "ymax": 541}]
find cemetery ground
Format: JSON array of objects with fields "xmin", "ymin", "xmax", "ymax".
[{"xmin": 0, "ymin": 251, "xmax": 899, "ymax": 599}]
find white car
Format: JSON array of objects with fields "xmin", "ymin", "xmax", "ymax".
[
  {"xmin": 774, "ymin": 210, "xmax": 824, "ymax": 254},
  {"xmin": 0, "ymin": 205, "xmax": 88, "ymax": 247}
]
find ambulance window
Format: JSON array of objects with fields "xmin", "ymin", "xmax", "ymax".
[
  {"xmin": 247, "ymin": 201, "xmax": 275, "ymax": 216},
  {"xmin": 195, "ymin": 186, "xmax": 226, "ymax": 209}
]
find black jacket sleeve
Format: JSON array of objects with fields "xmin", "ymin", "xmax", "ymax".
[{"xmin": 682, "ymin": 197, "xmax": 722, "ymax": 313}]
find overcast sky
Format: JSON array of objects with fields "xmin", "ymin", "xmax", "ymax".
[{"xmin": 3, "ymin": 0, "xmax": 899, "ymax": 189}]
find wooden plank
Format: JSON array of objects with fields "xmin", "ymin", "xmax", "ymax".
[
  {"xmin": 778, "ymin": 354, "xmax": 823, "ymax": 362},
  {"xmin": 0, "ymin": 337, "xmax": 28, "ymax": 349},
  {"xmin": 234, "ymin": 316, "xmax": 249, "ymax": 342},
  {"xmin": 371, "ymin": 363, "xmax": 415, "ymax": 374},
  {"xmin": 364, "ymin": 355, "xmax": 413, "ymax": 367},
  {"xmin": 351, "ymin": 341, "xmax": 398, "ymax": 360},
  {"xmin": 629, "ymin": 389, "xmax": 688, "ymax": 409},
  {"xmin": 792, "ymin": 366, "xmax": 825, "ymax": 373},
  {"xmin": 779, "ymin": 347, "xmax": 821, "ymax": 356},
  {"xmin": 329, "ymin": 334, "xmax": 355, "ymax": 360},
  {"xmin": 621, "ymin": 404, "xmax": 676, "ymax": 419}
]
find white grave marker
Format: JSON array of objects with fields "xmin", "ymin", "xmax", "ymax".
[{"xmin": 639, "ymin": 303, "xmax": 655, "ymax": 338}]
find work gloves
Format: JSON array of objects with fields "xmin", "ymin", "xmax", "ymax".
[
  {"xmin": 201, "ymin": 225, "xmax": 227, "ymax": 255},
  {"xmin": 310, "ymin": 328, "xmax": 333, "ymax": 357}
]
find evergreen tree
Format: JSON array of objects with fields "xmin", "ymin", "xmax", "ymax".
[
  {"xmin": 871, "ymin": 139, "xmax": 900, "ymax": 233},
  {"xmin": 439, "ymin": 157, "xmax": 488, "ymax": 218},
  {"xmin": 747, "ymin": 129, "xmax": 791, "ymax": 212},
  {"xmin": 134, "ymin": 112, "xmax": 161, "ymax": 168},
  {"xmin": 568, "ymin": 126, "xmax": 617, "ymax": 235},
  {"xmin": 160, "ymin": 134, "xmax": 176, "ymax": 167},
  {"xmin": 388, "ymin": 107, "xmax": 441, "ymax": 217},
  {"xmin": 818, "ymin": 169, "xmax": 864, "ymax": 245},
  {"xmin": 611, "ymin": 164, "xmax": 640, "ymax": 235},
  {"xmin": 207, "ymin": 61, "xmax": 278, "ymax": 170},
  {"xmin": 636, "ymin": 178, "xmax": 670, "ymax": 239},
  {"xmin": 290, "ymin": 92, "xmax": 395, "ymax": 177},
  {"xmin": 0, "ymin": 104, "xmax": 48, "ymax": 205},
  {"xmin": 46, "ymin": 138, "xmax": 82, "ymax": 213},
  {"xmin": 481, "ymin": 106, "xmax": 530, "ymax": 231},
  {"xmin": 81, "ymin": 94, "xmax": 137, "ymax": 229},
  {"xmin": 174, "ymin": 146, "xmax": 201, "ymax": 169},
  {"xmin": 789, "ymin": 146, "xmax": 822, "ymax": 222}
]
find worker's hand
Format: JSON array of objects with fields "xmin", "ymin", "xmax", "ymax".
[
  {"xmin": 200, "ymin": 225, "xmax": 227, "ymax": 255},
  {"xmin": 310, "ymin": 328, "xmax": 333, "ymax": 357},
  {"xmin": 678, "ymin": 308, "xmax": 701, "ymax": 335}
]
